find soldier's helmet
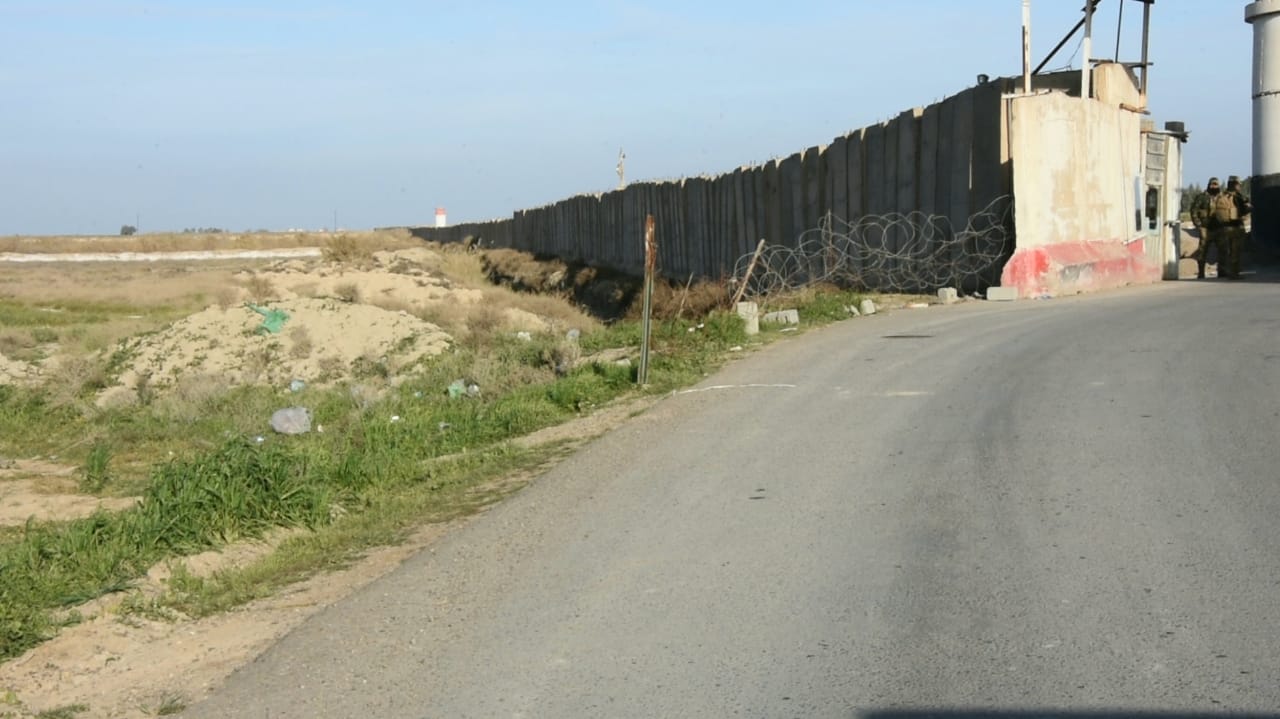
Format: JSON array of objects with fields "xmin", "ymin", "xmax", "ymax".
[
  {"xmin": 1208, "ymin": 177, "xmax": 1221, "ymax": 188},
  {"xmin": 1228, "ymin": 175, "xmax": 1241, "ymax": 186}
]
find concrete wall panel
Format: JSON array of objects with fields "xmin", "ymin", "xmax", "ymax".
[
  {"xmin": 778, "ymin": 153, "xmax": 803, "ymax": 247},
  {"xmin": 896, "ymin": 109, "xmax": 922, "ymax": 215},
  {"xmin": 864, "ymin": 123, "xmax": 888, "ymax": 217},
  {"xmin": 947, "ymin": 88, "xmax": 975, "ymax": 230},
  {"xmin": 828, "ymin": 136, "xmax": 849, "ymax": 222},
  {"xmin": 920, "ymin": 104, "xmax": 942, "ymax": 236},
  {"xmin": 803, "ymin": 144, "xmax": 824, "ymax": 233},
  {"xmin": 847, "ymin": 129, "xmax": 865, "ymax": 220}
]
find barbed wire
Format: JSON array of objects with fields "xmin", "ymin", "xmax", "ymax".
[{"xmin": 732, "ymin": 195, "xmax": 1014, "ymax": 297}]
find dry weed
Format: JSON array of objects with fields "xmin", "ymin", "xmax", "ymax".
[
  {"xmin": 482, "ymin": 288, "xmax": 597, "ymax": 332},
  {"xmin": 154, "ymin": 374, "xmax": 232, "ymax": 422},
  {"xmin": 242, "ymin": 342, "xmax": 280, "ymax": 382},
  {"xmin": 42, "ymin": 353, "xmax": 112, "ymax": 409},
  {"xmin": 626, "ymin": 277, "xmax": 729, "ymax": 320},
  {"xmin": 323, "ymin": 234, "xmax": 373, "ymax": 265},
  {"xmin": 0, "ymin": 331, "xmax": 37, "ymax": 361},
  {"xmin": 242, "ymin": 274, "xmax": 277, "ymax": 302},
  {"xmin": 435, "ymin": 250, "xmax": 492, "ymax": 286},
  {"xmin": 315, "ymin": 355, "xmax": 346, "ymax": 382},
  {"xmin": 481, "ymin": 249, "xmax": 570, "ymax": 293},
  {"xmin": 546, "ymin": 338, "xmax": 581, "ymax": 376},
  {"xmin": 465, "ymin": 304, "xmax": 505, "ymax": 345},
  {"xmin": 288, "ymin": 327, "xmax": 314, "ymax": 359},
  {"xmin": 215, "ymin": 287, "xmax": 241, "ymax": 308},
  {"xmin": 462, "ymin": 354, "xmax": 555, "ymax": 393},
  {"xmin": 332, "ymin": 282, "xmax": 361, "ymax": 304},
  {"xmin": 412, "ymin": 303, "xmax": 469, "ymax": 335},
  {"xmin": 370, "ymin": 296, "xmax": 415, "ymax": 315}
]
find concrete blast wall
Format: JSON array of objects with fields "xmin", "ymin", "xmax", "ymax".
[
  {"xmin": 1001, "ymin": 76, "xmax": 1162, "ymax": 297},
  {"xmin": 414, "ymin": 83, "xmax": 1011, "ymax": 289},
  {"xmin": 1248, "ymin": 0, "xmax": 1280, "ymax": 249},
  {"xmin": 417, "ymin": 64, "xmax": 1163, "ymax": 299}
]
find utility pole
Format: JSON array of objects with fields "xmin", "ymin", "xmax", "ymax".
[
  {"xmin": 1081, "ymin": 0, "xmax": 1095, "ymax": 98},
  {"xmin": 1022, "ymin": 0, "xmax": 1033, "ymax": 94}
]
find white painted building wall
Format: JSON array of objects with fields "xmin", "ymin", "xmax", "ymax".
[{"xmin": 1008, "ymin": 91, "xmax": 1142, "ymax": 250}]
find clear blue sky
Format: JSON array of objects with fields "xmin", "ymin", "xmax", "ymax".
[{"xmin": 0, "ymin": 1, "xmax": 1256, "ymax": 235}]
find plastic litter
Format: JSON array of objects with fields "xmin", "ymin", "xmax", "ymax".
[
  {"xmin": 269, "ymin": 406, "xmax": 312, "ymax": 435},
  {"xmin": 466, "ymin": 383, "xmax": 481, "ymax": 398},
  {"xmin": 289, "ymin": 379, "xmax": 307, "ymax": 393},
  {"xmin": 247, "ymin": 304, "xmax": 289, "ymax": 334},
  {"xmin": 566, "ymin": 328, "xmax": 581, "ymax": 342},
  {"xmin": 390, "ymin": 415, "xmax": 402, "ymax": 423},
  {"xmin": 447, "ymin": 379, "xmax": 466, "ymax": 399},
  {"xmin": 516, "ymin": 331, "xmax": 533, "ymax": 342}
]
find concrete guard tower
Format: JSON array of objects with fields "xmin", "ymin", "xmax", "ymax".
[{"xmin": 1247, "ymin": 1, "xmax": 1280, "ymax": 248}]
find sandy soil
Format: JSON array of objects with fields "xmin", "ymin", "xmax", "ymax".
[{"xmin": 0, "ymin": 461, "xmax": 136, "ymax": 527}]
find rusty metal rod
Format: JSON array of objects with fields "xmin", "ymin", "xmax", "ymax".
[{"xmin": 638, "ymin": 215, "xmax": 656, "ymax": 385}]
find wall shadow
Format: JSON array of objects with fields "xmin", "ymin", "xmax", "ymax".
[{"xmin": 858, "ymin": 710, "xmax": 1280, "ymax": 719}]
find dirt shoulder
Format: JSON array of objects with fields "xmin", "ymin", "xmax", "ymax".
[{"xmin": 0, "ymin": 392, "xmax": 656, "ymax": 719}]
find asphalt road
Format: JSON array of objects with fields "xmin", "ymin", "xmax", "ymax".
[{"xmin": 184, "ymin": 277, "xmax": 1280, "ymax": 718}]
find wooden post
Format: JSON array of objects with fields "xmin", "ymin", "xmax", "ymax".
[{"xmin": 730, "ymin": 238, "xmax": 768, "ymax": 307}]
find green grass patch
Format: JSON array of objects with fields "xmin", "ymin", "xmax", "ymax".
[
  {"xmin": 0, "ymin": 298, "xmax": 173, "ymax": 328},
  {"xmin": 152, "ymin": 443, "xmax": 546, "ymax": 619},
  {"xmin": 33, "ymin": 705, "xmax": 88, "ymax": 719}
]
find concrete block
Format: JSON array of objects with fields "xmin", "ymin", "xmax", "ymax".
[
  {"xmin": 937, "ymin": 287, "xmax": 959, "ymax": 304},
  {"xmin": 761, "ymin": 309, "xmax": 800, "ymax": 325},
  {"xmin": 859, "ymin": 299, "xmax": 877, "ymax": 315},
  {"xmin": 736, "ymin": 301, "xmax": 760, "ymax": 335},
  {"xmin": 986, "ymin": 286, "xmax": 1019, "ymax": 302}
]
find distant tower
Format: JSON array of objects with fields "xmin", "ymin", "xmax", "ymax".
[
  {"xmin": 1247, "ymin": 1, "xmax": 1279, "ymax": 247},
  {"xmin": 435, "ymin": 207, "xmax": 447, "ymax": 228},
  {"xmin": 616, "ymin": 148, "xmax": 626, "ymax": 191}
]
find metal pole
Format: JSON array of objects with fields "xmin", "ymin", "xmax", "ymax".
[
  {"xmin": 1032, "ymin": 0, "xmax": 1101, "ymax": 76},
  {"xmin": 1081, "ymin": 0, "xmax": 1094, "ymax": 98},
  {"xmin": 1022, "ymin": 0, "xmax": 1033, "ymax": 94},
  {"xmin": 1139, "ymin": 0, "xmax": 1153, "ymax": 101},
  {"xmin": 1114, "ymin": 0, "xmax": 1125, "ymax": 61},
  {"xmin": 637, "ymin": 215, "xmax": 656, "ymax": 385}
]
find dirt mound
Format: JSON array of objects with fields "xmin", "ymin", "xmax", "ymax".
[
  {"xmin": 0, "ymin": 353, "xmax": 36, "ymax": 385},
  {"xmin": 480, "ymin": 249, "xmax": 729, "ymax": 321},
  {"xmin": 97, "ymin": 297, "xmax": 451, "ymax": 407}
]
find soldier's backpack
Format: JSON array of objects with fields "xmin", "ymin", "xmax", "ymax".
[{"xmin": 1211, "ymin": 193, "xmax": 1239, "ymax": 224}]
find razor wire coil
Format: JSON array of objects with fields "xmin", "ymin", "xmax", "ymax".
[{"xmin": 732, "ymin": 195, "xmax": 1014, "ymax": 298}]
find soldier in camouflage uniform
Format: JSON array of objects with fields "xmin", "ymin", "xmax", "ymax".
[
  {"xmin": 1191, "ymin": 177, "xmax": 1231, "ymax": 279},
  {"xmin": 1223, "ymin": 176, "xmax": 1253, "ymax": 279}
]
